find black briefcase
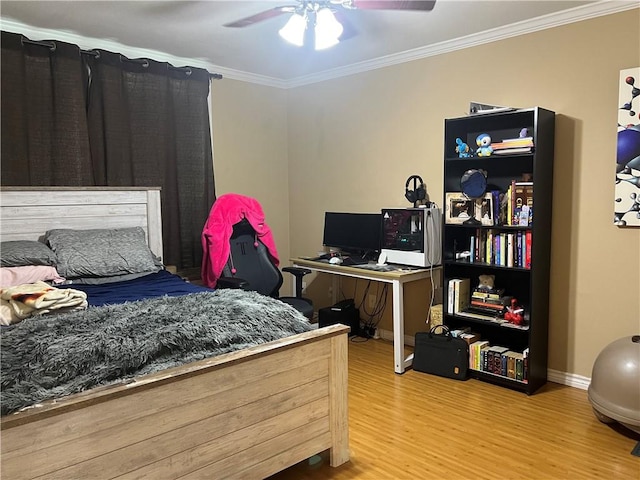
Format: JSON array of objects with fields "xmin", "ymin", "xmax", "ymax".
[{"xmin": 413, "ymin": 325, "xmax": 469, "ymax": 380}]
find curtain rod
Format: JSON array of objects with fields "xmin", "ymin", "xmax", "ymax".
[{"xmin": 19, "ymin": 36, "xmax": 222, "ymax": 79}]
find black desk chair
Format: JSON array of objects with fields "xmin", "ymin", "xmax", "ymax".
[{"xmin": 217, "ymin": 218, "xmax": 314, "ymax": 320}]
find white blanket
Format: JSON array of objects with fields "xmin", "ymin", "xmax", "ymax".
[{"xmin": 0, "ymin": 281, "xmax": 88, "ymax": 326}]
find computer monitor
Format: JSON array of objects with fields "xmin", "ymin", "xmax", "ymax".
[{"xmin": 322, "ymin": 212, "xmax": 382, "ymax": 257}]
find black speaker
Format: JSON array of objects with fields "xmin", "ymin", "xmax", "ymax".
[
  {"xmin": 405, "ymin": 175, "xmax": 426, "ymax": 204},
  {"xmin": 319, "ymin": 300, "xmax": 360, "ymax": 336}
]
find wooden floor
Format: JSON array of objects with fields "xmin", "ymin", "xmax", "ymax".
[{"xmin": 270, "ymin": 338, "xmax": 639, "ymax": 479}]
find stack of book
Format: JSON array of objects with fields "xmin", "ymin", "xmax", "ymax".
[
  {"xmin": 468, "ymin": 288, "xmax": 508, "ymax": 316},
  {"xmin": 490, "ymin": 136, "xmax": 534, "ymax": 155}
]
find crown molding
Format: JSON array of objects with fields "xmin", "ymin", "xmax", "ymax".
[
  {"xmin": 1, "ymin": 1, "xmax": 637, "ymax": 90},
  {"xmin": 285, "ymin": 1, "xmax": 639, "ymax": 88},
  {"xmin": 0, "ymin": 17, "xmax": 289, "ymax": 89}
]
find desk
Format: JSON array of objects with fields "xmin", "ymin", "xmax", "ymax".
[{"xmin": 291, "ymin": 257, "xmax": 440, "ymax": 374}]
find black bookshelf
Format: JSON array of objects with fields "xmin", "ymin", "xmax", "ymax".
[{"xmin": 442, "ymin": 107, "xmax": 555, "ymax": 394}]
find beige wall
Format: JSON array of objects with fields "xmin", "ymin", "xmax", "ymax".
[
  {"xmin": 210, "ymin": 80, "xmax": 293, "ymax": 293},
  {"xmin": 212, "ymin": 9, "xmax": 640, "ymax": 379}
]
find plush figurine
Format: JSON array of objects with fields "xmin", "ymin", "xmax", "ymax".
[
  {"xmin": 476, "ymin": 133, "xmax": 493, "ymax": 156},
  {"xmin": 477, "ymin": 274, "xmax": 495, "ymax": 291},
  {"xmin": 455, "ymin": 137, "xmax": 473, "ymax": 158},
  {"xmin": 504, "ymin": 298, "xmax": 524, "ymax": 325}
]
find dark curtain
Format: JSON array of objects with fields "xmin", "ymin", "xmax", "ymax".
[
  {"xmin": 1, "ymin": 31, "xmax": 94, "ymax": 185},
  {"xmin": 1, "ymin": 32, "xmax": 216, "ymax": 273},
  {"xmin": 86, "ymin": 50, "xmax": 215, "ymax": 271}
]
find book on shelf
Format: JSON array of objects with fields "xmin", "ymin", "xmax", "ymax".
[
  {"xmin": 447, "ymin": 279, "xmax": 456, "ymax": 314},
  {"xmin": 512, "ymin": 182, "xmax": 533, "ymax": 226},
  {"xmin": 484, "ymin": 346, "xmax": 509, "ymax": 374},
  {"xmin": 450, "ymin": 327, "xmax": 471, "ymax": 337},
  {"xmin": 466, "ymin": 305, "xmax": 503, "ymax": 316},
  {"xmin": 492, "ymin": 346, "xmax": 509, "ymax": 374},
  {"xmin": 469, "ymin": 235, "xmax": 475, "ymax": 263},
  {"xmin": 447, "ymin": 278, "xmax": 471, "ymax": 314},
  {"xmin": 472, "ymin": 287, "xmax": 505, "ymax": 299},
  {"xmin": 504, "ymin": 351, "xmax": 518, "ymax": 378},
  {"xmin": 505, "ymin": 184, "xmax": 512, "ymax": 227},
  {"xmin": 459, "ymin": 332, "xmax": 481, "ymax": 345},
  {"xmin": 518, "ymin": 205, "xmax": 532, "ymax": 227},
  {"xmin": 469, "ymin": 340, "xmax": 490, "ymax": 370},
  {"xmin": 500, "ymin": 350, "xmax": 509, "ymax": 376},
  {"xmin": 491, "ymin": 137, "xmax": 534, "ymax": 148},
  {"xmin": 516, "ymin": 231, "xmax": 523, "ymax": 267},
  {"xmin": 503, "ymin": 136, "xmax": 533, "ymax": 144},
  {"xmin": 480, "ymin": 345, "xmax": 494, "ymax": 372},
  {"xmin": 492, "ymin": 147, "xmax": 533, "ymax": 155},
  {"xmin": 468, "ymin": 346, "xmax": 530, "ymax": 381},
  {"xmin": 470, "ymin": 293, "xmax": 505, "ymax": 304},
  {"xmin": 456, "ymin": 309, "xmax": 504, "ymax": 323},
  {"xmin": 491, "ymin": 190, "xmax": 501, "ymax": 227},
  {"xmin": 507, "ymin": 233, "xmax": 514, "ymax": 267},
  {"xmin": 498, "ymin": 180, "xmax": 535, "ymax": 227},
  {"xmin": 501, "ymin": 322, "xmax": 529, "ymax": 331},
  {"xmin": 497, "ymin": 233, "xmax": 506, "ymax": 266},
  {"xmin": 472, "ymin": 228, "xmax": 531, "ymax": 269},
  {"xmin": 455, "ymin": 278, "xmax": 470, "ymax": 313},
  {"xmin": 473, "ymin": 299, "xmax": 509, "ymax": 311},
  {"xmin": 514, "ymin": 352, "xmax": 525, "ymax": 381},
  {"xmin": 470, "ymin": 300, "xmax": 505, "ymax": 312}
]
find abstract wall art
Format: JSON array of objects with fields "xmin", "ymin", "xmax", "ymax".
[{"xmin": 615, "ymin": 67, "xmax": 640, "ymax": 227}]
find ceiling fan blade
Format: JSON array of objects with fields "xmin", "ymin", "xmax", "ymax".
[
  {"xmin": 333, "ymin": 10, "xmax": 358, "ymax": 41},
  {"xmin": 351, "ymin": 1, "xmax": 436, "ymax": 11},
  {"xmin": 223, "ymin": 6, "xmax": 295, "ymax": 28}
]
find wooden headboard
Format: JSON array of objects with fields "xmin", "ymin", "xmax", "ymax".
[{"xmin": 0, "ymin": 187, "xmax": 164, "ymax": 260}]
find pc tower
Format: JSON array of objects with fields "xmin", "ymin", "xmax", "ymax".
[
  {"xmin": 380, "ymin": 207, "xmax": 442, "ymax": 267},
  {"xmin": 318, "ymin": 299, "xmax": 360, "ymax": 336}
]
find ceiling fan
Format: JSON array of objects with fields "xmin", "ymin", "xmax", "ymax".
[{"xmin": 224, "ymin": 1, "xmax": 437, "ymax": 50}]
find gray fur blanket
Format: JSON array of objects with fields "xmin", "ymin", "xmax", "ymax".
[{"xmin": 1, "ymin": 289, "xmax": 312, "ymax": 415}]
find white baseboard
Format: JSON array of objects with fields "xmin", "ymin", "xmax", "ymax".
[
  {"xmin": 377, "ymin": 327, "xmax": 455, "ymax": 348},
  {"xmin": 377, "ymin": 328, "xmax": 591, "ymax": 390},
  {"xmin": 377, "ymin": 328, "xmax": 414, "ymax": 346},
  {"xmin": 547, "ymin": 369, "xmax": 591, "ymax": 390}
]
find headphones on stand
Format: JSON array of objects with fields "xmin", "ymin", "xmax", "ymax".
[{"xmin": 405, "ymin": 175, "xmax": 427, "ymax": 207}]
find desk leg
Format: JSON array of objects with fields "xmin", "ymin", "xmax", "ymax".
[
  {"xmin": 392, "ymin": 280, "xmax": 411, "ymax": 374},
  {"xmin": 332, "ymin": 276, "xmax": 338, "ymax": 304}
]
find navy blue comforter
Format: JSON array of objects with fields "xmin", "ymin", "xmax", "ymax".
[{"xmin": 72, "ymin": 269, "xmax": 213, "ymax": 307}]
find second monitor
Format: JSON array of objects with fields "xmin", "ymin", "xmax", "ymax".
[{"xmin": 322, "ymin": 212, "xmax": 381, "ymax": 261}]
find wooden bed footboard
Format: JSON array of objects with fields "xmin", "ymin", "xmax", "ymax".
[{"xmin": 1, "ymin": 324, "xmax": 350, "ymax": 479}]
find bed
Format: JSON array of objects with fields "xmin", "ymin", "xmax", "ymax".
[{"xmin": 0, "ymin": 187, "xmax": 350, "ymax": 479}]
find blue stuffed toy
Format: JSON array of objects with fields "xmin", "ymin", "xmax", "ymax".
[
  {"xmin": 455, "ymin": 137, "xmax": 473, "ymax": 158},
  {"xmin": 476, "ymin": 133, "xmax": 493, "ymax": 157}
]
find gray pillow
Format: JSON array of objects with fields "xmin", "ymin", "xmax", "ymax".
[
  {"xmin": 62, "ymin": 271, "xmax": 156, "ymax": 285},
  {"xmin": 45, "ymin": 227, "xmax": 160, "ymax": 279},
  {"xmin": 1, "ymin": 241, "xmax": 57, "ymax": 267}
]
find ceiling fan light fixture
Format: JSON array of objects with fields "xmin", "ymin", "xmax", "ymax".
[
  {"xmin": 314, "ymin": 7, "xmax": 343, "ymax": 50},
  {"xmin": 278, "ymin": 12, "xmax": 307, "ymax": 46}
]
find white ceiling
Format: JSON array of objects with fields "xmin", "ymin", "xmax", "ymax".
[{"xmin": 0, "ymin": 1, "xmax": 636, "ymax": 87}]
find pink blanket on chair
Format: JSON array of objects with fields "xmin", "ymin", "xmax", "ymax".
[{"xmin": 201, "ymin": 193, "xmax": 279, "ymax": 288}]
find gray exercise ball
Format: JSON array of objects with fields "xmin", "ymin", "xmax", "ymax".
[{"xmin": 588, "ymin": 335, "xmax": 640, "ymax": 434}]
